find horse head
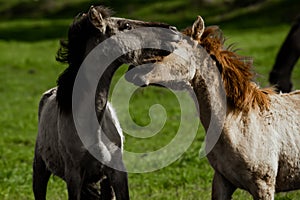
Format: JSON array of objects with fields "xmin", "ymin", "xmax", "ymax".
[
  {"xmin": 125, "ymin": 16, "xmax": 206, "ymax": 90},
  {"xmin": 125, "ymin": 15, "xmax": 274, "ymax": 112},
  {"xmin": 56, "ymin": 5, "xmax": 180, "ymax": 111}
]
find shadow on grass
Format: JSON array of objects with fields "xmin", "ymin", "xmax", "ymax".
[
  {"xmin": 218, "ymin": 0, "xmax": 300, "ymax": 29},
  {"xmin": 0, "ymin": 0, "xmax": 299, "ymax": 42},
  {"xmin": 0, "ymin": 0, "xmax": 172, "ymax": 20},
  {"xmin": 0, "ymin": 0, "xmax": 178, "ymax": 42},
  {"xmin": 0, "ymin": 21, "xmax": 68, "ymax": 42}
]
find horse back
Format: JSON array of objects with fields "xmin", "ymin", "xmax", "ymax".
[
  {"xmin": 38, "ymin": 87, "xmax": 57, "ymax": 120},
  {"xmin": 36, "ymin": 87, "xmax": 65, "ymax": 178}
]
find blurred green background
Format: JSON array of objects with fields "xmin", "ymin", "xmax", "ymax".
[{"xmin": 0, "ymin": 0, "xmax": 300, "ymax": 199}]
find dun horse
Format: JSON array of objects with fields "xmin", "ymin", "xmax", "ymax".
[
  {"xmin": 127, "ymin": 16, "xmax": 300, "ymax": 199},
  {"xmin": 33, "ymin": 5, "xmax": 179, "ymax": 200}
]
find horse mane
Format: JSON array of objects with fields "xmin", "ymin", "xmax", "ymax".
[
  {"xmin": 183, "ymin": 26, "xmax": 274, "ymax": 112},
  {"xmin": 56, "ymin": 6, "xmax": 113, "ymax": 112}
]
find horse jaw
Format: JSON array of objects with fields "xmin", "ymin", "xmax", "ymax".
[{"xmin": 125, "ymin": 38, "xmax": 197, "ymax": 90}]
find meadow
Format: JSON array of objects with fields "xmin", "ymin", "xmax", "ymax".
[{"xmin": 0, "ymin": 0, "xmax": 300, "ymax": 199}]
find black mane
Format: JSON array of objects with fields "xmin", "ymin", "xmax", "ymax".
[{"xmin": 56, "ymin": 6, "xmax": 113, "ymax": 112}]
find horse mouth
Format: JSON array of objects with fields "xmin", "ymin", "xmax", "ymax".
[
  {"xmin": 125, "ymin": 64, "xmax": 152, "ymax": 87},
  {"xmin": 125, "ymin": 51, "xmax": 168, "ymax": 86}
]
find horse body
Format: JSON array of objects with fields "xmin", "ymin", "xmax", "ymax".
[
  {"xmin": 33, "ymin": 5, "xmax": 179, "ymax": 200},
  {"xmin": 35, "ymin": 87, "xmax": 125, "ymax": 199},
  {"xmin": 127, "ymin": 16, "xmax": 300, "ymax": 199},
  {"xmin": 209, "ymin": 92, "xmax": 300, "ymax": 194},
  {"xmin": 195, "ymin": 53, "xmax": 300, "ymax": 199}
]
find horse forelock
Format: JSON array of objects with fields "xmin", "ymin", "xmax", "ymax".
[
  {"xmin": 183, "ymin": 25, "xmax": 274, "ymax": 113},
  {"xmin": 92, "ymin": 5, "xmax": 114, "ymax": 19},
  {"xmin": 57, "ymin": 5, "xmax": 114, "ymax": 64}
]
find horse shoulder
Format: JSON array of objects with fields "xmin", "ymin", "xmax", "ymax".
[
  {"xmin": 219, "ymin": 111, "xmax": 281, "ymax": 165},
  {"xmin": 207, "ymin": 111, "xmax": 281, "ymax": 189}
]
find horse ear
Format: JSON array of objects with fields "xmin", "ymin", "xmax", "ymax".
[
  {"xmin": 88, "ymin": 5, "xmax": 104, "ymax": 28},
  {"xmin": 191, "ymin": 16, "xmax": 205, "ymax": 41}
]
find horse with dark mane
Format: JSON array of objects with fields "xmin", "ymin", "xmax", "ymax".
[
  {"xmin": 127, "ymin": 16, "xmax": 300, "ymax": 199},
  {"xmin": 33, "ymin": 5, "xmax": 179, "ymax": 200},
  {"xmin": 269, "ymin": 16, "xmax": 300, "ymax": 93}
]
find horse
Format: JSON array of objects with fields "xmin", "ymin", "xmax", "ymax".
[
  {"xmin": 33, "ymin": 5, "xmax": 179, "ymax": 200},
  {"xmin": 269, "ymin": 16, "xmax": 300, "ymax": 93},
  {"xmin": 126, "ymin": 16, "xmax": 300, "ymax": 199}
]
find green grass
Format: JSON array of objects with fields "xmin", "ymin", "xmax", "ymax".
[{"xmin": 0, "ymin": 0, "xmax": 300, "ymax": 199}]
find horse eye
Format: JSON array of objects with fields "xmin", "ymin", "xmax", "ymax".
[
  {"xmin": 124, "ymin": 23, "xmax": 132, "ymax": 30},
  {"xmin": 123, "ymin": 23, "xmax": 131, "ymax": 30}
]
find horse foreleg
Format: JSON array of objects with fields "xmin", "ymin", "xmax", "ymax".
[
  {"xmin": 100, "ymin": 177, "xmax": 114, "ymax": 200},
  {"xmin": 211, "ymin": 171, "xmax": 236, "ymax": 200},
  {"xmin": 65, "ymin": 168, "xmax": 85, "ymax": 200},
  {"xmin": 109, "ymin": 169, "xmax": 129, "ymax": 200},
  {"xmin": 249, "ymin": 180, "xmax": 275, "ymax": 200},
  {"xmin": 104, "ymin": 160, "xmax": 129, "ymax": 200},
  {"xmin": 33, "ymin": 150, "xmax": 51, "ymax": 200}
]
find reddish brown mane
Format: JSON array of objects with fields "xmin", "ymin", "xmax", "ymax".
[{"xmin": 182, "ymin": 26, "xmax": 274, "ymax": 112}]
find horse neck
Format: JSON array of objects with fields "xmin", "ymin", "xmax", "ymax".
[
  {"xmin": 190, "ymin": 48, "xmax": 226, "ymax": 132},
  {"xmin": 95, "ymin": 60, "xmax": 122, "ymax": 119}
]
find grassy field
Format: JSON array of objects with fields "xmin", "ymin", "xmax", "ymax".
[{"xmin": 0, "ymin": 0, "xmax": 300, "ymax": 199}]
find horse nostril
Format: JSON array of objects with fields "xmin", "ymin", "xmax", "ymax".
[{"xmin": 169, "ymin": 26, "xmax": 178, "ymax": 32}]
